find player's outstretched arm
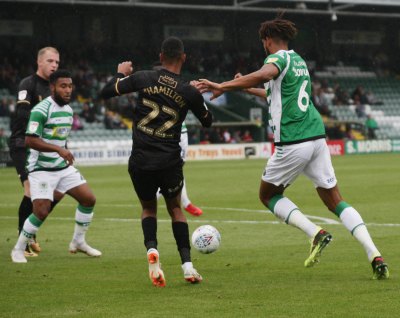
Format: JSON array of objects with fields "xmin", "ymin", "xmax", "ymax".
[
  {"xmin": 199, "ymin": 63, "xmax": 278, "ymax": 99},
  {"xmin": 100, "ymin": 61, "xmax": 134, "ymax": 99},
  {"xmin": 196, "ymin": 79, "xmax": 223, "ymax": 100},
  {"xmin": 245, "ymin": 88, "xmax": 267, "ymax": 99},
  {"xmin": 234, "ymin": 73, "xmax": 266, "ymax": 100}
]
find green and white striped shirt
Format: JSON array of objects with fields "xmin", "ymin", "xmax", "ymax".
[{"xmin": 25, "ymin": 96, "xmax": 73, "ymax": 172}]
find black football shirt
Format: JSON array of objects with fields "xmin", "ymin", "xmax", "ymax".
[
  {"xmin": 102, "ymin": 68, "xmax": 212, "ymax": 170},
  {"xmin": 9, "ymin": 74, "xmax": 51, "ymax": 148}
]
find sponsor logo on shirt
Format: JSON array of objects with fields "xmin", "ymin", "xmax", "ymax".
[
  {"xmin": 266, "ymin": 57, "xmax": 278, "ymax": 63},
  {"xmin": 54, "ymin": 127, "xmax": 70, "ymax": 137},
  {"xmin": 158, "ymin": 75, "xmax": 177, "ymax": 88}
]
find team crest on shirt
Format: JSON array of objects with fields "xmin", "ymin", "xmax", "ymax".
[
  {"xmin": 28, "ymin": 121, "xmax": 39, "ymax": 133},
  {"xmin": 39, "ymin": 182, "xmax": 48, "ymax": 190},
  {"xmin": 18, "ymin": 90, "xmax": 27, "ymax": 101}
]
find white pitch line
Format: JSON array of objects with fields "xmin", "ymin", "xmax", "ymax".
[{"xmin": 1, "ymin": 203, "xmax": 399, "ymax": 226}]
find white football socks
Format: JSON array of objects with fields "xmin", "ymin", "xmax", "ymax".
[
  {"xmin": 339, "ymin": 206, "xmax": 380, "ymax": 262},
  {"xmin": 273, "ymin": 197, "xmax": 320, "ymax": 238},
  {"xmin": 15, "ymin": 213, "xmax": 42, "ymax": 250},
  {"xmin": 73, "ymin": 205, "xmax": 94, "ymax": 243}
]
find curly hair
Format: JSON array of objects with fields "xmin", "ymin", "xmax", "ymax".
[{"xmin": 258, "ymin": 13, "xmax": 298, "ymax": 42}]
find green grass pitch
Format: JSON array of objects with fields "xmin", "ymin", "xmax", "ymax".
[{"xmin": 0, "ymin": 153, "xmax": 399, "ymax": 317}]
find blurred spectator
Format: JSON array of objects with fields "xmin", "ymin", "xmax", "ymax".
[
  {"xmin": 80, "ymin": 102, "xmax": 96, "ymax": 123},
  {"xmin": 0, "ymin": 128, "xmax": 8, "ymax": 150},
  {"xmin": 72, "ymin": 114, "xmax": 84, "ymax": 131},
  {"xmin": 365, "ymin": 115, "xmax": 379, "ymax": 139},
  {"xmin": 332, "ymin": 83, "xmax": 350, "ymax": 106},
  {"xmin": 118, "ymin": 94, "xmax": 135, "ymax": 120},
  {"xmin": 353, "ymin": 95, "xmax": 366, "ymax": 118},
  {"xmin": 365, "ymin": 90, "xmax": 383, "ymax": 105},
  {"xmin": 104, "ymin": 110, "xmax": 126, "ymax": 129},
  {"xmin": 232, "ymin": 130, "xmax": 241, "ymax": 143},
  {"xmin": 241, "ymin": 130, "xmax": 254, "ymax": 142},
  {"xmin": 188, "ymin": 130, "xmax": 200, "ymax": 144},
  {"xmin": 344, "ymin": 123, "xmax": 356, "ymax": 140},
  {"xmin": 325, "ymin": 122, "xmax": 344, "ymax": 140},
  {"xmin": 312, "ymin": 87, "xmax": 331, "ymax": 117},
  {"xmin": 352, "ymin": 86, "xmax": 368, "ymax": 104},
  {"xmin": 209, "ymin": 127, "xmax": 224, "ymax": 143},
  {"xmin": 222, "ymin": 129, "xmax": 232, "ymax": 143},
  {"xmin": 199, "ymin": 132, "xmax": 211, "ymax": 144},
  {"xmin": 0, "ymin": 97, "xmax": 10, "ymax": 117}
]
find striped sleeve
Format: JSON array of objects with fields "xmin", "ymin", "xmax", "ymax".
[{"xmin": 26, "ymin": 108, "xmax": 46, "ymax": 137}]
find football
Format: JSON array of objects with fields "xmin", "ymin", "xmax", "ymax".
[{"xmin": 191, "ymin": 225, "xmax": 221, "ymax": 254}]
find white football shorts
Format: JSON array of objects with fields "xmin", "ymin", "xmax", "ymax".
[
  {"xmin": 29, "ymin": 166, "xmax": 87, "ymax": 201},
  {"xmin": 179, "ymin": 132, "xmax": 188, "ymax": 161},
  {"xmin": 262, "ymin": 138, "xmax": 337, "ymax": 189}
]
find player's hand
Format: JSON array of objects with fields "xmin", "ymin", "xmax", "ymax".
[
  {"xmin": 190, "ymin": 80, "xmax": 201, "ymax": 90},
  {"xmin": 198, "ymin": 79, "xmax": 223, "ymax": 100},
  {"xmin": 117, "ymin": 61, "xmax": 134, "ymax": 76},
  {"xmin": 58, "ymin": 148, "xmax": 75, "ymax": 165}
]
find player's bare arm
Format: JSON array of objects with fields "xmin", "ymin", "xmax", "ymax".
[
  {"xmin": 199, "ymin": 63, "xmax": 278, "ymax": 100},
  {"xmin": 25, "ymin": 135, "xmax": 75, "ymax": 164},
  {"xmin": 234, "ymin": 73, "xmax": 266, "ymax": 100}
]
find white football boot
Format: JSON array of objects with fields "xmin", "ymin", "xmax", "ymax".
[
  {"xmin": 147, "ymin": 248, "xmax": 166, "ymax": 287},
  {"xmin": 69, "ymin": 240, "xmax": 102, "ymax": 257},
  {"xmin": 182, "ymin": 262, "xmax": 202, "ymax": 283},
  {"xmin": 11, "ymin": 248, "xmax": 27, "ymax": 263}
]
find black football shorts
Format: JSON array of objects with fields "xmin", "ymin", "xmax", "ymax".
[{"xmin": 128, "ymin": 162, "xmax": 184, "ymax": 201}]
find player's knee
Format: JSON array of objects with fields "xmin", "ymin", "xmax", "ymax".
[
  {"xmin": 259, "ymin": 191, "xmax": 273, "ymax": 208},
  {"xmin": 327, "ymin": 204, "xmax": 336, "ymax": 213},
  {"xmin": 259, "ymin": 193, "xmax": 269, "ymax": 207},
  {"xmin": 87, "ymin": 195, "xmax": 96, "ymax": 207},
  {"xmin": 80, "ymin": 195, "xmax": 96, "ymax": 207},
  {"xmin": 33, "ymin": 201, "xmax": 51, "ymax": 221}
]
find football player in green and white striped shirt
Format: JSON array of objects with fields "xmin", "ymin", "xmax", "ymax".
[
  {"xmin": 198, "ymin": 15, "xmax": 388, "ymax": 279},
  {"xmin": 11, "ymin": 70, "xmax": 101, "ymax": 263}
]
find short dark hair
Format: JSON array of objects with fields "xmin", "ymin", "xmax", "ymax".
[
  {"xmin": 49, "ymin": 69, "xmax": 72, "ymax": 84},
  {"xmin": 161, "ymin": 37, "xmax": 184, "ymax": 60},
  {"xmin": 259, "ymin": 15, "xmax": 298, "ymax": 42}
]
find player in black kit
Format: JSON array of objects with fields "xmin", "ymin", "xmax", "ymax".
[
  {"xmin": 9, "ymin": 47, "xmax": 61, "ymax": 256},
  {"xmin": 101, "ymin": 37, "xmax": 212, "ymax": 287}
]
